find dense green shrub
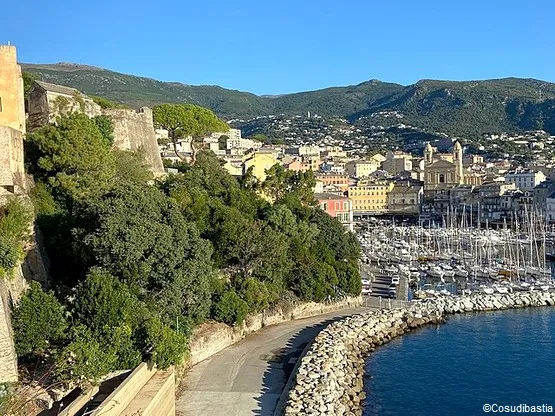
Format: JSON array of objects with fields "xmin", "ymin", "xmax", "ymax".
[
  {"xmin": 0, "ymin": 198, "xmax": 33, "ymax": 277},
  {"xmin": 55, "ymin": 324, "xmax": 115, "ymax": 383},
  {"xmin": 212, "ymin": 291, "xmax": 249, "ymax": 325},
  {"xmin": 11, "ymin": 282, "xmax": 67, "ymax": 358},
  {"xmin": 237, "ymin": 277, "xmax": 270, "ymax": 312},
  {"xmin": 136, "ymin": 316, "xmax": 188, "ymax": 369}
]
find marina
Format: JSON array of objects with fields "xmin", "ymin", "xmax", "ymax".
[{"xmin": 357, "ymin": 218, "xmax": 555, "ymax": 301}]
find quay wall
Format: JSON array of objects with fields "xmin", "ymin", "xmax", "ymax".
[{"xmin": 283, "ymin": 292, "xmax": 555, "ymax": 416}]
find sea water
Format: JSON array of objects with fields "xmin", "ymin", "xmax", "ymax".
[{"xmin": 363, "ymin": 307, "xmax": 555, "ymax": 416}]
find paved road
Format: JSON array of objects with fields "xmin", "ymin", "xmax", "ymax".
[{"xmin": 176, "ymin": 308, "xmax": 367, "ymax": 416}]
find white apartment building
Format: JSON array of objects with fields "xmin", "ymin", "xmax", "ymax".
[
  {"xmin": 209, "ymin": 128, "xmax": 242, "ymax": 141},
  {"xmin": 344, "ymin": 160, "xmax": 380, "ymax": 178},
  {"xmin": 504, "ymin": 169, "xmax": 546, "ymax": 191}
]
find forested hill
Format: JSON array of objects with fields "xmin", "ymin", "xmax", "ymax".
[{"xmin": 22, "ymin": 63, "xmax": 555, "ymax": 136}]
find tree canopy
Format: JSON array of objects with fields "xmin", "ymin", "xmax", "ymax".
[
  {"xmin": 14, "ymin": 104, "xmax": 360, "ymax": 386},
  {"xmin": 152, "ymin": 104, "xmax": 229, "ymax": 165}
]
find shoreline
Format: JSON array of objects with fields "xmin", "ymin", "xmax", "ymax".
[{"xmin": 283, "ymin": 291, "xmax": 555, "ymax": 416}]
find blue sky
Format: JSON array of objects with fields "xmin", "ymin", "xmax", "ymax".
[{"xmin": 2, "ymin": 0, "xmax": 554, "ymax": 95}]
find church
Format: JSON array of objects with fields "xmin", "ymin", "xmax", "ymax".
[{"xmin": 423, "ymin": 141, "xmax": 483, "ymax": 190}]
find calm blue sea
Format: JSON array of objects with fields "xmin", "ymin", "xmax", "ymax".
[{"xmin": 363, "ymin": 307, "xmax": 555, "ymax": 416}]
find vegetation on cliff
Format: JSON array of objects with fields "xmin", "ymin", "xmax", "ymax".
[
  {"xmin": 0, "ymin": 198, "xmax": 33, "ymax": 278},
  {"xmin": 12, "ymin": 109, "xmax": 360, "ymax": 386}
]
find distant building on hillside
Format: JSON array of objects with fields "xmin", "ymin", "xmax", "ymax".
[
  {"xmin": 346, "ymin": 180, "xmax": 394, "ymax": 214},
  {"xmin": 242, "ymin": 152, "xmax": 278, "ymax": 181}
]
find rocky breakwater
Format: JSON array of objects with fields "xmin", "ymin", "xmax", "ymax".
[{"xmin": 283, "ymin": 291, "xmax": 555, "ymax": 416}]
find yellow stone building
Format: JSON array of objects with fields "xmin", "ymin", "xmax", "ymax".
[
  {"xmin": 346, "ymin": 180, "xmax": 394, "ymax": 213},
  {"xmin": 0, "ymin": 45, "xmax": 25, "ymax": 132},
  {"xmin": 242, "ymin": 152, "xmax": 278, "ymax": 181},
  {"xmin": 0, "ymin": 45, "xmax": 26, "ymax": 197}
]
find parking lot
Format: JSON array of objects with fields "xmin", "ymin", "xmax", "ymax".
[{"xmin": 361, "ymin": 264, "xmax": 409, "ymax": 301}]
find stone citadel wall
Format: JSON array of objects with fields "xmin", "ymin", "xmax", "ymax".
[{"xmin": 101, "ymin": 107, "xmax": 165, "ymax": 175}]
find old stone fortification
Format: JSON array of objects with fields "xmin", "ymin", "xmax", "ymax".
[
  {"xmin": 27, "ymin": 80, "xmax": 102, "ymax": 129},
  {"xmin": 0, "ymin": 127, "xmax": 25, "ymax": 196},
  {"xmin": 284, "ymin": 292, "xmax": 555, "ymax": 415},
  {"xmin": 0, "ymin": 215, "xmax": 50, "ymax": 384},
  {"xmin": 102, "ymin": 108, "xmax": 165, "ymax": 175},
  {"xmin": 0, "ymin": 45, "xmax": 25, "ymax": 132},
  {"xmin": 0, "ymin": 45, "xmax": 26, "ymax": 198},
  {"xmin": 0, "ymin": 44, "xmax": 29, "ymax": 383},
  {"xmin": 27, "ymin": 81, "xmax": 165, "ymax": 175},
  {"xmin": 0, "ymin": 284, "xmax": 18, "ymax": 382}
]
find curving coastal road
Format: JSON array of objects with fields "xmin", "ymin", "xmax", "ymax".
[{"xmin": 176, "ymin": 307, "xmax": 367, "ymax": 416}]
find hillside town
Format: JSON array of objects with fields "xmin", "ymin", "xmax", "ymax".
[{"xmin": 157, "ymin": 123, "xmax": 555, "ymax": 232}]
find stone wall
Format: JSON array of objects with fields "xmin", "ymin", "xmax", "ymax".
[
  {"xmin": 101, "ymin": 108, "xmax": 165, "ymax": 176},
  {"xmin": 0, "ymin": 281, "xmax": 18, "ymax": 382},
  {"xmin": 284, "ymin": 292, "xmax": 555, "ymax": 416},
  {"xmin": 0, "ymin": 45, "xmax": 25, "ymax": 132},
  {"xmin": 0, "ymin": 126, "xmax": 25, "ymax": 195},
  {"xmin": 27, "ymin": 83, "xmax": 102, "ymax": 129},
  {"xmin": 0, "ymin": 224, "xmax": 50, "ymax": 383}
]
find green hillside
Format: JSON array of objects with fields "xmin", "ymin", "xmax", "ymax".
[
  {"xmin": 21, "ymin": 63, "xmax": 555, "ymax": 137},
  {"xmin": 358, "ymin": 78, "xmax": 555, "ymax": 137}
]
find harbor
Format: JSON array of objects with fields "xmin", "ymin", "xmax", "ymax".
[{"xmin": 357, "ymin": 218, "xmax": 555, "ymax": 301}]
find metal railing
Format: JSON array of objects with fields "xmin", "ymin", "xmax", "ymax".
[{"xmin": 363, "ymin": 296, "xmax": 415, "ymax": 310}]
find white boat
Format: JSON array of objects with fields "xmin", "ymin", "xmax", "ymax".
[
  {"xmin": 480, "ymin": 286, "xmax": 495, "ymax": 295},
  {"xmin": 428, "ymin": 267, "xmax": 445, "ymax": 279},
  {"xmin": 440, "ymin": 264, "xmax": 456, "ymax": 278},
  {"xmin": 493, "ymin": 284, "xmax": 509, "ymax": 294},
  {"xmin": 455, "ymin": 267, "xmax": 469, "ymax": 278}
]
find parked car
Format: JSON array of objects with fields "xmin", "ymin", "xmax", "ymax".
[
  {"xmin": 362, "ymin": 287, "xmax": 372, "ymax": 295},
  {"xmin": 391, "ymin": 276, "xmax": 400, "ymax": 285},
  {"xmin": 388, "ymin": 289, "xmax": 397, "ymax": 299}
]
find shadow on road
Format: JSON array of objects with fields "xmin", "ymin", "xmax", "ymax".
[{"xmin": 253, "ymin": 316, "xmax": 347, "ymax": 416}]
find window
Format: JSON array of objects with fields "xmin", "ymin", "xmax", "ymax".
[
  {"xmin": 335, "ymin": 201, "xmax": 340, "ymax": 210},
  {"xmin": 322, "ymin": 202, "xmax": 327, "ymax": 210},
  {"xmin": 439, "ymin": 173, "xmax": 445, "ymax": 183},
  {"xmin": 343, "ymin": 202, "xmax": 348, "ymax": 211},
  {"xmin": 0, "ymin": 97, "xmax": 2, "ymax": 112}
]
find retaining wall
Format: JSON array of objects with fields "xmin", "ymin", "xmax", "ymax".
[{"xmin": 177, "ymin": 296, "xmax": 362, "ymax": 385}]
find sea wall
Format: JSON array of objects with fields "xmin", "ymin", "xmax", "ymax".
[{"xmin": 283, "ymin": 291, "xmax": 555, "ymax": 416}]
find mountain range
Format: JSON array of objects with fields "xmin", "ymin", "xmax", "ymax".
[{"xmin": 21, "ymin": 63, "xmax": 555, "ymax": 138}]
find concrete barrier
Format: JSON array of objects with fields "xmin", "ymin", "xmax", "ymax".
[
  {"xmin": 91, "ymin": 363, "xmax": 156, "ymax": 416},
  {"xmin": 120, "ymin": 370, "xmax": 174, "ymax": 416},
  {"xmin": 57, "ymin": 386, "xmax": 99, "ymax": 416}
]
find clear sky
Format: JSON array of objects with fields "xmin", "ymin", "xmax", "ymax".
[{"xmin": 2, "ymin": 0, "xmax": 554, "ymax": 95}]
